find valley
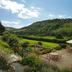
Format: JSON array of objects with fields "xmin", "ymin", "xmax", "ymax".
[{"xmin": 0, "ymin": 19, "xmax": 72, "ymax": 72}]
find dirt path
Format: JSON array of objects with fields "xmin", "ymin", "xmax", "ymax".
[{"xmin": 41, "ymin": 49, "xmax": 72, "ymax": 69}]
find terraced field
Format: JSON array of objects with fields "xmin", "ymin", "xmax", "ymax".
[{"xmin": 19, "ymin": 38, "xmax": 60, "ymax": 49}]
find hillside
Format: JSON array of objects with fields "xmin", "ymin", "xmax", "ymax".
[{"xmin": 11, "ymin": 19, "xmax": 72, "ymax": 38}]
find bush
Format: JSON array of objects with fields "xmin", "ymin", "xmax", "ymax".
[
  {"xmin": 19, "ymin": 47, "xmax": 32, "ymax": 57},
  {"xmin": 20, "ymin": 54, "xmax": 41, "ymax": 66},
  {"xmin": 21, "ymin": 42, "xmax": 29, "ymax": 48}
]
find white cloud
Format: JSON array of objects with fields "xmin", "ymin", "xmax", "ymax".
[
  {"xmin": 18, "ymin": 8, "xmax": 40, "ymax": 19},
  {"xmin": 0, "ymin": 0, "xmax": 40, "ymax": 19},
  {"xmin": 48, "ymin": 14, "xmax": 55, "ymax": 18},
  {"xmin": 48, "ymin": 14, "xmax": 72, "ymax": 19},
  {"xmin": 2, "ymin": 20, "xmax": 23, "ymax": 28}
]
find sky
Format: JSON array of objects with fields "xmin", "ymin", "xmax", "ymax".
[{"xmin": 0, "ymin": 0, "xmax": 72, "ymax": 28}]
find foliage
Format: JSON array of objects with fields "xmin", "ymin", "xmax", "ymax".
[
  {"xmin": 56, "ymin": 33, "xmax": 64, "ymax": 39},
  {"xmin": 21, "ymin": 41, "xmax": 29, "ymax": 48},
  {"xmin": 2, "ymin": 33, "xmax": 20, "ymax": 53},
  {"xmin": 0, "ymin": 52, "xmax": 11, "ymax": 71},
  {"xmin": 20, "ymin": 38, "xmax": 60, "ymax": 48},
  {"xmin": 60, "ymin": 68, "xmax": 72, "ymax": 72},
  {"xmin": 21, "ymin": 54, "xmax": 41, "ymax": 66},
  {"xmin": 38, "ymin": 41, "xmax": 43, "ymax": 46},
  {"xmin": 0, "ymin": 22, "xmax": 5, "ymax": 35},
  {"xmin": 19, "ymin": 38, "xmax": 60, "ymax": 54},
  {"xmin": 19, "ymin": 35, "xmax": 66, "ymax": 43},
  {"xmin": 0, "ymin": 39, "xmax": 13, "ymax": 54},
  {"xmin": 20, "ymin": 54, "xmax": 60, "ymax": 72},
  {"xmin": 10, "ymin": 19, "xmax": 72, "ymax": 38}
]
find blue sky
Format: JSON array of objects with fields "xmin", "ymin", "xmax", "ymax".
[{"xmin": 0, "ymin": 0, "xmax": 72, "ymax": 28}]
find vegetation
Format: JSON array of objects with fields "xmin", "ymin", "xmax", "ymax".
[
  {"xmin": 2, "ymin": 33, "xmax": 20, "ymax": 53},
  {"xmin": 9, "ymin": 19, "xmax": 72, "ymax": 39},
  {"xmin": 20, "ymin": 54, "xmax": 60, "ymax": 72},
  {"xmin": 0, "ymin": 38, "xmax": 13, "ymax": 54},
  {"xmin": 0, "ymin": 53, "xmax": 9, "ymax": 70},
  {"xmin": 0, "ymin": 19, "xmax": 72, "ymax": 72},
  {"xmin": 20, "ymin": 38, "xmax": 60, "ymax": 48},
  {"xmin": 0, "ymin": 22, "xmax": 5, "ymax": 35},
  {"xmin": 19, "ymin": 35, "xmax": 66, "ymax": 43},
  {"xmin": 0, "ymin": 52, "xmax": 15, "ymax": 72},
  {"xmin": 19, "ymin": 38, "xmax": 60, "ymax": 54}
]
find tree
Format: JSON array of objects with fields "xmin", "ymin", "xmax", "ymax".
[{"xmin": 0, "ymin": 22, "xmax": 5, "ymax": 35}]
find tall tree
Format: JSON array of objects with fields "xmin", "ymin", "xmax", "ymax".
[{"xmin": 0, "ymin": 22, "xmax": 5, "ymax": 35}]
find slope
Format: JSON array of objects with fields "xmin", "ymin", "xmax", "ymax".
[{"xmin": 7, "ymin": 19, "xmax": 72, "ymax": 38}]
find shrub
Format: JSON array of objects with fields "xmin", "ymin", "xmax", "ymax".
[
  {"xmin": 21, "ymin": 41, "xmax": 29, "ymax": 48},
  {"xmin": 19, "ymin": 47, "xmax": 32, "ymax": 57},
  {"xmin": 20, "ymin": 54, "xmax": 41, "ymax": 66}
]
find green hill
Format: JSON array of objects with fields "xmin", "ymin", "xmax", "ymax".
[{"xmin": 7, "ymin": 19, "xmax": 72, "ymax": 38}]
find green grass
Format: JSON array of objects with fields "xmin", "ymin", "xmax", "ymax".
[
  {"xmin": 28, "ymin": 35, "xmax": 56, "ymax": 39},
  {"xmin": 40, "ymin": 36, "xmax": 56, "ymax": 39},
  {"xmin": 0, "ymin": 40, "xmax": 13, "ymax": 54},
  {"xmin": 19, "ymin": 38, "xmax": 60, "ymax": 48}
]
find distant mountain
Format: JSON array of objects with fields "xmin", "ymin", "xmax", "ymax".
[
  {"xmin": 7, "ymin": 19, "xmax": 72, "ymax": 37},
  {"xmin": 5, "ymin": 27, "xmax": 18, "ymax": 33},
  {"xmin": 6, "ymin": 27, "xmax": 16, "ymax": 30}
]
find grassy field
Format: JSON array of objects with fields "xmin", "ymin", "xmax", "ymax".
[
  {"xmin": 19, "ymin": 38, "xmax": 60, "ymax": 48},
  {"xmin": 0, "ymin": 34, "xmax": 60, "ymax": 55},
  {"xmin": 20, "ymin": 35, "xmax": 66, "ymax": 44},
  {"xmin": 28, "ymin": 35, "xmax": 56, "ymax": 39}
]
